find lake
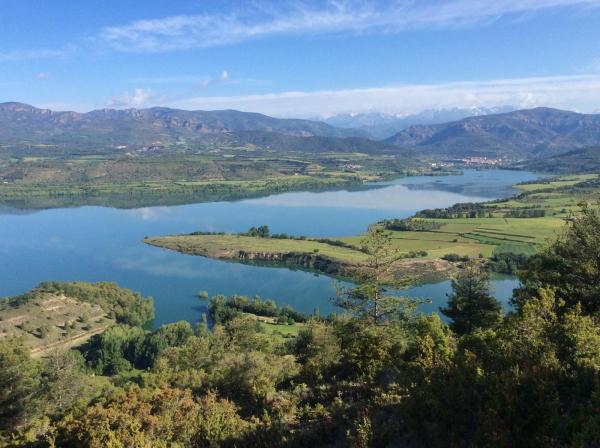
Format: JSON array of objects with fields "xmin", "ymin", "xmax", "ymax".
[{"xmin": 0, "ymin": 169, "xmax": 538, "ymax": 327}]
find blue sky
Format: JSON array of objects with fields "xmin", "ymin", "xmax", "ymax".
[{"xmin": 2, "ymin": 0, "xmax": 600, "ymax": 116}]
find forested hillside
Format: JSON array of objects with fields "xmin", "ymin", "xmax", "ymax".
[
  {"xmin": 386, "ymin": 107, "xmax": 600, "ymax": 159},
  {"xmin": 3, "ymin": 204, "xmax": 600, "ymax": 446},
  {"xmin": 518, "ymin": 145, "xmax": 600, "ymax": 173},
  {"xmin": 0, "ymin": 102, "xmax": 377, "ymax": 155}
]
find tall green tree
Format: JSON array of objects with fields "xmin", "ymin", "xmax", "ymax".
[
  {"xmin": 40, "ymin": 349, "xmax": 96, "ymax": 419},
  {"xmin": 440, "ymin": 261, "xmax": 502, "ymax": 335},
  {"xmin": 0, "ymin": 339, "xmax": 40, "ymax": 432},
  {"xmin": 334, "ymin": 226, "xmax": 415, "ymax": 325},
  {"xmin": 516, "ymin": 201, "xmax": 600, "ymax": 316}
]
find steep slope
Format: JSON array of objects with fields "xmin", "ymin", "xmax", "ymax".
[
  {"xmin": 518, "ymin": 146, "xmax": 600, "ymax": 173},
  {"xmin": 385, "ymin": 107, "xmax": 600, "ymax": 159}
]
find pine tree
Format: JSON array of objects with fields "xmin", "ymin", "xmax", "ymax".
[
  {"xmin": 441, "ymin": 261, "xmax": 502, "ymax": 335},
  {"xmin": 334, "ymin": 226, "xmax": 417, "ymax": 325}
]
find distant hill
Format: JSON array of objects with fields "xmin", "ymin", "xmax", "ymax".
[
  {"xmin": 518, "ymin": 146, "xmax": 600, "ymax": 173},
  {"xmin": 385, "ymin": 107, "xmax": 600, "ymax": 159},
  {"xmin": 323, "ymin": 106, "xmax": 515, "ymax": 139},
  {"xmin": 227, "ymin": 130, "xmax": 404, "ymax": 153},
  {"xmin": 0, "ymin": 102, "xmax": 379, "ymax": 154}
]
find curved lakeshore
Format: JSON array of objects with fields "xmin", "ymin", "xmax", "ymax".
[
  {"xmin": 142, "ymin": 173, "xmax": 590, "ymax": 288},
  {"xmin": 144, "ymin": 234, "xmax": 460, "ymax": 283},
  {"xmin": 0, "ymin": 169, "xmax": 549, "ymax": 326}
]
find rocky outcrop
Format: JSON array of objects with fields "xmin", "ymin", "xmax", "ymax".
[{"xmin": 236, "ymin": 251, "xmax": 351, "ymax": 276}]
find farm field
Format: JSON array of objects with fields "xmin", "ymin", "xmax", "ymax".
[
  {"xmin": 514, "ymin": 174, "xmax": 597, "ymax": 192},
  {"xmin": 146, "ymin": 174, "xmax": 598, "ymax": 282},
  {"xmin": 339, "ymin": 215, "xmax": 563, "ymax": 259}
]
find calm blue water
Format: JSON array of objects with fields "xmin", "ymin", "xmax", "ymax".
[{"xmin": 0, "ymin": 169, "xmax": 536, "ymax": 326}]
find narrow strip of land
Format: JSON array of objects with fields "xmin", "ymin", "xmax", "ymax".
[{"xmin": 146, "ymin": 174, "xmax": 597, "ymax": 283}]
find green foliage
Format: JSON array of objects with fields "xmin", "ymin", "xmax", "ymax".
[
  {"xmin": 83, "ymin": 321, "xmax": 194, "ymax": 374},
  {"xmin": 416, "ymin": 202, "xmax": 488, "ymax": 219},
  {"xmin": 208, "ymin": 294, "xmax": 308, "ymax": 324},
  {"xmin": 335, "ymin": 317, "xmax": 407, "ymax": 384},
  {"xmin": 505, "ymin": 208, "xmax": 546, "ymax": 218},
  {"xmin": 40, "ymin": 349, "xmax": 100, "ymax": 419},
  {"xmin": 440, "ymin": 261, "xmax": 502, "ymax": 335},
  {"xmin": 53, "ymin": 385, "xmax": 204, "ymax": 448},
  {"xmin": 334, "ymin": 227, "xmax": 417, "ymax": 325},
  {"xmin": 7, "ymin": 202, "xmax": 600, "ymax": 446},
  {"xmin": 381, "ymin": 217, "xmax": 442, "ymax": 231},
  {"xmin": 37, "ymin": 281, "xmax": 154, "ymax": 326},
  {"xmin": 441, "ymin": 253, "xmax": 470, "ymax": 262},
  {"xmin": 83, "ymin": 324, "xmax": 147, "ymax": 375},
  {"xmin": 516, "ymin": 201, "xmax": 600, "ymax": 316},
  {"xmin": 488, "ymin": 251, "xmax": 529, "ymax": 274},
  {"xmin": 0, "ymin": 339, "xmax": 40, "ymax": 432},
  {"xmin": 138, "ymin": 320, "xmax": 194, "ymax": 369},
  {"xmin": 290, "ymin": 320, "xmax": 341, "ymax": 384},
  {"xmin": 246, "ymin": 225, "xmax": 270, "ymax": 238}
]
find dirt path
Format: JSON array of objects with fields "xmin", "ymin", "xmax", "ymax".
[{"xmin": 30, "ymin": 324, "xmax": 112, "ymax": 358}]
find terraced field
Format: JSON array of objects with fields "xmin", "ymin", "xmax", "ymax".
[
  {"xmin": 339, "ymin": 215, "xmax": 563, "ymax": 259},
  {"xmin": 0, "ymin": 290, "xmax": 116, "ymax": 357}
]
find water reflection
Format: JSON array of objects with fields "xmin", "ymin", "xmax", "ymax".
[{"xmin": 0, "ymin": 170, "xmax": 535, "ymax": 327}]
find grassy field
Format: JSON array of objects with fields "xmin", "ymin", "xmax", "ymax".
[
  {"xmin": 147, "ymin": 214, "xmax": 565, "ymax": 272},
  {"xmin": 258, "ymin": 321, "xmax": 302, "ymax": 340},
  {"xmin": 514, "ymin": 174, "xmax": 597, "ymax": 192},
  {"xmin": 491, "ymin": 174, "xmax": 599, "ymax": 214},
  {"xmin": 372, "ymin": 216, "xmax": 561, "ymax": 258},
  {"xmin": 146, "ymin": 234, "xmax": 369, "ymax": 263},
  {"xmin": 146, "ymin": 174, "xmax": 599, "ymax": 282}
]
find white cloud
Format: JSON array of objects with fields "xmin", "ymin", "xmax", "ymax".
[
  {"xmin": 106, "ymin": 88, "xmax": 159, "ymax": 108},
  {"xmin": 165, "ymin": 74, "xmax": 600, "ymax": 117},
  {"xmin": 99, "ymin": 0, "xmax": 600, "ymax": 52},
  {"xmin": 123, "ymin": 207, "xmax": 173, "ymax": 220},
  {"xmin": 243, "ymin": 185, "xmax": 488, "ymax": 211},
  {"xmin": 36, "ymin": 72, "xmax": 49, "ymax": 80},
  {"xmin": 0, "ymin": 46, "xmax": 74, "ymax": 62},
  {"xmin": 132, "ymin": 75, "xmax": 211, "ymax": 85},
  {"xmin": 132, "ymin": 70, "xmax": 230, "ymax": 88}
]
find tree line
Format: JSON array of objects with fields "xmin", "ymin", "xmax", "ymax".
[{"xmin": 2, "ymin": 205, "xmax": 600, "ymax": 446}]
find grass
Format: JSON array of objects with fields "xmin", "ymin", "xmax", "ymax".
[
  {"xmin": 145, "ymin": 174, "xmax": 600, "ymax": 283},
  {"xmin": 258, "ymin": 321, "xmax": 302, "ymax": 340},
  {"xmin": 0, "ymin": 290, "xmax": 116, "ymax": 357},
  {"xmin": 340, "ymin": 216, "xmax": 563, "ymax": 259},
  {"xmin": 515, "ymin": 174, "xmax": 598, "ymax": 192},
  {"xmin": 145, "ymin": 234, "xmax": 369, "ymax": 264}
]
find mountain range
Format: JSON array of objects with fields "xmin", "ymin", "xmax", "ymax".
[
  {"xmin": 0, "ymin": 102, "xmax": 375, "ymax": 154},
  {"xmin": 385, "ymin": 107, "xmax": 600, "ymax": 159},
  {"xmin": 3, "ymin": 102, "xmax": 600, "ymax": 162},
  {"xmin": 322, "ymin": 106, "xmax": 515, "ymax": 139}
]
